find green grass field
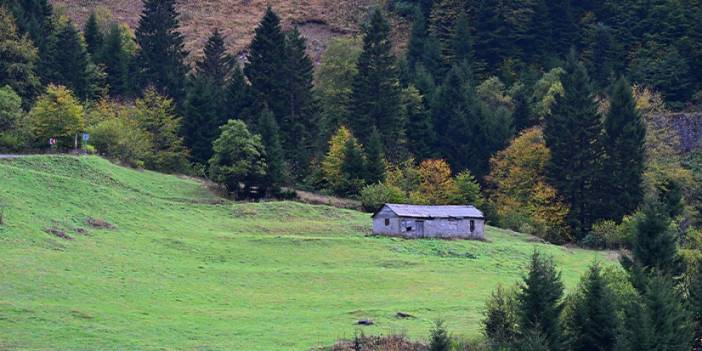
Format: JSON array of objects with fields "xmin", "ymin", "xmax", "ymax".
[{"xmin": 0, "ymin": 156, "xmax": 609, "ymax": 350}]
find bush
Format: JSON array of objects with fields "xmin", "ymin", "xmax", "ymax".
[
  {"xmin": 88, "ymin": 117, "xmax": 152, "ymax": 168},
  {"xmin": 27, "ymin": 85, "xmax": 84, "ymax": 149},
  {"xmin": 582, "ymin": 220, "xmax": 627, "ymax": 249},
  {"xmin": 359, "ymin": 183, "xmax": 407, "ymax": 212}
]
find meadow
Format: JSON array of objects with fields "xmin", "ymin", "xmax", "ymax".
[{"xmin": 0, "ymin": 156, "xmax": 608, "ymax": 350}]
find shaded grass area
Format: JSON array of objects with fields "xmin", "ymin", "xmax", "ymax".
[{"xmin": 0, "ymin": 156, "xmax": 608, "ymax": 350}]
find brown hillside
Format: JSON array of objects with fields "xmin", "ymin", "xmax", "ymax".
[{"xmin": 50, "ymin": 0, "xmax": 395, "ymax": 63}]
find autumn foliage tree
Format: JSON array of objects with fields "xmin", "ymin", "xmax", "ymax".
[{"xmin": 486, "ymin": 128, "xmax": 570, "ymax": 243}]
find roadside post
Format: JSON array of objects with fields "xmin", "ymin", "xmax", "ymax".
[{"xmin": 82, "ymin": 133, "xmax": 89, "ymax": 154}]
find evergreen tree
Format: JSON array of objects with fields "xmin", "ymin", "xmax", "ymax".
[
  {"xmin": 257, "ymin": 107, "xmax": 286, "ymax": 189},
  {"xmin": 564, "ymin": 263, "xmax": 619, "ymax": 351},
  {"xmin": 244, "ymin": 6, "xmax": 287, "ymax": 122},
  {"xmin": 45, "ymin": 22, "xmax": 95, "ymax": 99},
  {"xmin": 195, "ymin": 28, "xmax": 232, "ymax": 88},
  {"xmin": 473, "ymin": 0, "xmax": 508, "ymax": 73},
  {"xmin": 282, "ymin": 27, "xmax": 318, "ymax": 177},
  {"xmin": 688, "ymin": 258, "xmax": 702, "ymax": 325},
  {"xmin": 100, "ymin": 23, "xmax": 130, "ymax": 96},
  {"xmin": 641, "ymin": 273, "xmax": 695, "ymax": 350},
  {"xmin": 627, "ymin": 198, "xmax": 682, "ymax": 278},
  {"xmin": 402, "ymin": 85, "xmax": 435, "ymax": 160},
  {"xmin": 512, "ymin": 83, "xmax": 535, "ymax": 132},
  {"xmin": 543, "ymin": 52, "xmax": 605, "ymax": 238},
  {"xmin": 182, "ymin": 76, "xmax": 219, "ymax": 164},
  {"xmin": 407, "ymin": 7, "xmax": 429, "ymax": 72},
  {"xmin": 429, "ymin": 0, "xmax": 465, "ymax": 65},
  {"xmin": 601, "ymin": 77, "xmax": 646, "ymax": 222},
  {"xmin": 340, "ymin": 137, "xmax": 366, "ymax": 195},
  {"xmin": 428, "ymin": 320, "xmax": 451, "ymax": 351},
  {"xmin": 5, "ymin": 0, "xmax": 55, "ymax": 83},
  {"xmin": 364, "ymin": 127, "xmax": 385, "ymax": 184},
  {"xmin": 0, "ymin": 7, "xmax": 40, "ymax": 103},
  {"xmin": 135, "ymin": 0, "xmax": 188, "ymax": 104},
  {"xmin": 225, "ymin": 65, "xmax": 252, "ymax": 124},
  {"xmin": 349, "ymin": 8, "xmax": 405, "ymax": 161},
  {"xmin": 83, "ymin": 12, "xmax": 103, "ymax": 58},
  {"xmin": 482, "ymin": 284, "xmax": 518, "ymax": 347},
  {"xmin": 546, "ymin": 0, "xmax": 578, "ymax": 57},
  {"xmin": 451, "ymin": 13, "xmax": 477, "ymax": 73},
  {"xmin": 517, "ymin": 251, "xmax": 564, "ymax": 351}
]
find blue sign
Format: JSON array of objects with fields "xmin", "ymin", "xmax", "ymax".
[{"xmin": 82, "ymin": 133, "xmax": 90, "ymax": 142}]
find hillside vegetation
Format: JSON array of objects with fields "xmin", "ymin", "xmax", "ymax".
[{"xmin": 0, "ymin": 156, "xmax": 607, "ymax": 350}]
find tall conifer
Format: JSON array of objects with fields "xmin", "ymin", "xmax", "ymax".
[
  {"xmin": 257, "ymin": 107, "xmax": 286, "ymax": 189},
  {"xmin": 84, "ymin": 12, "xmax": 103, "ymax": 57},
  {"xmin": 543, "ymin": 52, "xmax": 605, "ymax": 238},
  {"xmin": 135, "ymin": 0, "xmax": 188, "ymax": 104}
]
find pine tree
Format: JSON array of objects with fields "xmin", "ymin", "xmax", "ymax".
[
  {"xmin": 628, "ymin": 198, "xmax": 682, "ymax": 278},
  {"xmin": 0, "ymin": 7, "xmax": 40, "ymax": 103},
  {"xmin": 431, "ymin": 62, "xmax": 483, "ymax": 175},
  {"xmin": 282, "ymin": 27, "xmax": 318, "ymax": 178},
  {"xmin": 364, "ymin": 127, "xmax": 385, "ymax": 184},
  {"xmin": 84, "ymin": 12, "xmax": 103, "ymax": 58},
  {"xmin": 601, "ymin": 77, "xmax": 646, "ymax": 222},
  {"xmin": 402, "ymin": 85, "xmax": 435, "ymax": 160},
  {"xmin": 6, "ymin": 0, "xmax": 55, "ymax": 83},
  {"xmin": 46, "ymin": 22, "xmax": 94, "ymax": 99},
  {"xmin": 517, "ymin": 251, "xmax": 565, "ymax": 351},
  {"xmin": 257, "ymin": 107, "xmax": 286, "ymax": 189},
  {"xmin": 689, "ymin": 258, "xmax": 702, "ymax": 324},
  {"xmin": 429, "ymin": 0, "xmax": 465, "ymax": 65},
  {"xmin": 244, "ymin": 6, "xmax": 287, "ymax": 122},
  {"xmin": 340, "ymin": 137, "xmax": 366, "ymax": 195},
  {"xmin": 182, "ymin": 76, "xmax": 219, "ymax": 164},
  {"xmin": 451, "ymin": 12, "xmax": 477, "ymax": 73},
  {"xmin": 135, "ymin": 0, "xmax": 188, "ymax": 104},
  {"xmin": 349, "ymin": 8, "xmax": 405, "ymax": 161},
  {"xmin": 564, "ymin": 263, "xmax": 618, "ymax": 351},
  {"xmin": 407, "ymin": 7, "xmax": 429, "ymax": 72},
  {"xmin": 483, "ymin": 284, "xmax": 518, "ymax": 347},
  {"xmin": 546, "ymin": 0, "xmax": 578, "ymax": 57},
  {"xmin": 428, "ymin": 320, "xmax": 451, "ymax": 351},
  {"xmin": 473, "ymin": 0, "xmax": 508, "ymax": 73},
  {"xmin": 196, "ymin": 28, "xmax": 232, "ymax": 88},
  {"xmin": 100, "ymin": 23, "xmax": 130, "ymax": 96},
  {"xmin": 512, "ymin": 83, "xmax": 535, "ymax": 132},
  {"xmin": 641, "ymin": 273, "xmax": 695, "ymax": 350},
  {"xmin": 225, "ymin": 65, "xmax": 252, "ymax": 124},
  {"xmin": 543, "ymin": 52, "xmax": 605, "ymax": 238}
]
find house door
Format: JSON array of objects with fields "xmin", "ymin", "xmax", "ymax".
[{"xmin": 416, "ymin": 221, "xmax": 425, "ymax": 237}]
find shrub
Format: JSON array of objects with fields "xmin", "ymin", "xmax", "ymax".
[
  {"xmin": 428, "ymin": 320, "xmax": 451, "ymax": 351},
  {"xmin": 88, "ymin": 117, "xmax": 152, "ymax": 168},
  {"xmin": 27, "ymin": 85, "xmax": 84, "ymax": 149},
  {"xmin": 360, "ymin": 183, "xmax": 407, "ymax": 212}
]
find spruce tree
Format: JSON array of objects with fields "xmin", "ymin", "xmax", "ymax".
[
  {"xmin": 282, "ymin": 27, "xmax": 318, "ymax": 178},
  {"xmin": 244, "ymin": 6, "xmax": 287, "ymax": 122},
  {"xmin": 428, "ymin": 320, "xmax": 451, "ymax": 351},
  {"xmin": 6, "ymin": 0, "xmax": 55, "ymax": 82},
  {"xmin": 451, "ymin": 13, "xmax": 478, "ymax": 75},
  {"xmin": 340, "ymin": 137, "xmax": 366, "ymax": 195},
  {"xmin": 429, "ymin": 0, "xmax": 465, "ymax": 66},
  {"xmin": 628, "ymin": 198, "xmax": 682, "ymax": 278},
  {"xmin": 195, "ymin": 28, "xmax": 232, "ymax": 89},
  {"xmin": 225, "ymin": 65, "xmax": 252, "ymax": 124},
  {"xmin": 517, "ymin": 251, "xmax": 564, "ymax": 351},
  {"xmin": 543, "ymin": 52, "xmax": 605, "ymax": 238},
  {"xmin": 100, "ymin": 23, "xmax": 130, "ymax": 96},
  {"xmin": 349, "ymin": 8, "xmax": 405, "ymax": 161},
  {"xmin": 407, "ymin": 7, "xmax": 429, "ymax": 72},
  {"xmin": 257, "ymin": 107, "xmax": 286, "ymax": 189},
  {"xmin": 364, "ymin": 127, "xmax": 386, "ymax": 184},
  {"xmin": 84, "ymin": 12, "xmax": 103, "ymax": 58},
  {"xmin": 135, "ymin": 0, "xmax": 188, "ymax": 104},
  {"xmin": 182, "ymin": 76, "xmax": 219, "ymax": 164},
  {"xmin": 641, "ymin": 273, "xmax": 695, "ymax": 350},
  {"xmin": 564, "ymin": 263, "xmax": 618, "ymax": 351},
  {"xmin": 402, "ymin": 85, "xmax": 435, "ymax": 160},
  {"xmin": 473, "ymin": 0, "xmax": 508, "ymax": 73},
  {"xmin": 46, "ymin": 22, "xmax": 94, "ymax": 99},
  {"xmin": 601, "ymin": 77, "xmax": 646, "ymax": 222},
  {"xmin": 688, "ymin": 258, "xmax": 702, "ymax": 324}
]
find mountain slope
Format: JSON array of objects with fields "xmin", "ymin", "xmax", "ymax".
[{"xmin": 0, "ymin": 156, "xmax": 607, "ymax": 350}]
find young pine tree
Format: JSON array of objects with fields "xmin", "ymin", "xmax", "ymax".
[
  {"xmin": 257, "ymin": 107, "xmax": 286, "ymax": 190},
  {"xmin": 47, "ymin": 22, "xmax": 96, "ymax": 100},
  {"xmin": 135, "ymin": 0, "xmax": 188, "ymax": 104},
  {"xmin": 517, "ymin": 251, "xmax": 565, "ymax": 351},
  {"xmin": 83, "ymin": 12, "xmax": 103, "ymax": 58},
  {"xmin": 627, "ymin": 198, "xmax": 682, "ymax": 278},
  {"xmin": 482, "ymin": 284, "xmax": 518, "ymax": 347},
  {"xmin": 428, "ymin": 320, "xmax": 451, "ymax": 351},
  {"xmin": 640, "ymin": 273, "xmax": 695, "ymax": 350},
  {"xmin": 564, "ymin": 263, "xmax": 619, "ymax": 351},
  {"xmin": 225, "ymin": 65, "xmax": 252, "ymax": 124},
  {"xmin": 195, "ymin": 28, "xmax": 232, "ymax": 88},
  {"xmin": 364, "ymin": 128, "xmax": 385, "ymax": 184},
  {"xmin": 349, "ymin": 8, "xmax": 405, "ymax": 161},
  {"xmin": 0, "ymin": 7, "xmax": 41, "ymax": 103},
  {"xmin": 543, "ymin": 52, "xmax": 605, "ymax": 239},
  {"xmin": 601, "ymin": 77, "xmax": 646, "ymax": 222},
  {"xmin": 340, "ymin": 137, "xmax": 366, "ymax": 196},
  {"xmin": 100, "ymin": 23, "xmax": 131, "ymax": 96}
]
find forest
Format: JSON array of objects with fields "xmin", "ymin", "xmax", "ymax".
[{"xmin": 0, "ymin": 0, "xmax": 701, "ymax": 348}]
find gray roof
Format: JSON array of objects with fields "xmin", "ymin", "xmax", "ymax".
[{"xmin": 374, "ymin": 204, "xmax": 484, "ymax": 219}]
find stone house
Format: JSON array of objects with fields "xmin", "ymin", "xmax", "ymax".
[{"xmin": 371, "ymin": 204, "xmax": 485, "ymax": 239}]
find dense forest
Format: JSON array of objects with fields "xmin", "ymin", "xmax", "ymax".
[{"xmin": 1, "ymin": 0, "xmax": 700, "ymax": 241}]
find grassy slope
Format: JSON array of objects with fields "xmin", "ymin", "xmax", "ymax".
[{"xmin": 0, "ymin": 156, "xmax": 608, "ymax": 350}]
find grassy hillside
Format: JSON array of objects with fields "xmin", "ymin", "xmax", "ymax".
[{"xmin": 0, "ymin": 156, "xmax": 608, "ymax": 350}]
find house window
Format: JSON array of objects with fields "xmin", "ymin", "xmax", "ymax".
[
  {"xmin": 470, "ymin": 220, "xmax": 476, "ymax": 233},
  {"xmin": 406, "ymin": 226, "xmax": 413, "ymax": 232},
  {"xmin": 384, "ymin": 218, "xmax": 390, "ymax": 226}
]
